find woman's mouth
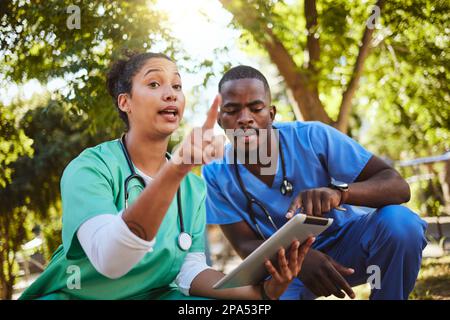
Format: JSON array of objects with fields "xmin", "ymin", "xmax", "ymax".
[{"xmin": 158, "ymin": 106, "xmax": 179, "ymax": 122}]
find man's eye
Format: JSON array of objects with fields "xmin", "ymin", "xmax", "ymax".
[
  {"xmin": 173, "ymin": 84, "xmax": 182, "ymax": 90},
  {"xmin": 148, "ymin": 82, "xmax": 160, "ymax": 88},
  {"xmin": 252, "ymin": 108, "xmax": 263, "ymax": 113}
]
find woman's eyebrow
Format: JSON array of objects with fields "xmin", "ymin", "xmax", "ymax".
[
  {"xmin": 143, "ymin": 68, "xmax": 161, "ymax": 77},
  {"xmin": 143, "ymin": 68, "xmax": 181, "ymax": 78}
]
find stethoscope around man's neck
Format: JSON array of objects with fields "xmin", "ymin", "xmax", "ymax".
[
  {"xmin": 119, "ymin": 134, "xmax": 192, "ymax": 251},
  {"xmin": 233, "ymin": 127, "xmax": 294, "ymax": 240}
]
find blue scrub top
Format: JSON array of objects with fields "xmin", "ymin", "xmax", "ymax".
[{"xmin": 202, "ymin": 121, "xmax": 373, "ymax": 249}]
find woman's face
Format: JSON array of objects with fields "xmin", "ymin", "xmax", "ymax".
[{"xmin": 120, "ymin": 57, "xmax": 185, "ymax": 139}]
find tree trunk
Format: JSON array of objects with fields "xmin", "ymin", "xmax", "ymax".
[
  {"xmin": 220, "ymin": 0, "xmax": 385, "ymax": 133},
  {"xmin": 0, "ymin": 280, "xmax": 14, "ymax": 300},
  {"xmin": 290, "ymin": 84, "xmax": 331, "ymax": 124},
  {"xmin": 261, "ymin": 28, "xmax": 332, "ymax": 124},
  {"xmin": 0, "ymin": 256, "xmax": 14, "ymax": 300},
  {"xmin": 335, "ymin": 0, "xmax": 385, "ymax": 133},
  {"xmin": 0, "ymin": 218, "xmax": 18, "ymax": 300}
]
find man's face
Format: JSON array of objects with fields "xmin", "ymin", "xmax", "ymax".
[{"xmin": 218, "ymin": 78, "xmax": 275, "ymax": 154}]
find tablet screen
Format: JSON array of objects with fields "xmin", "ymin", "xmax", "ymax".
[{"xmin": 213, "ymin": 214, "xmax": 333, "ymax": 289}]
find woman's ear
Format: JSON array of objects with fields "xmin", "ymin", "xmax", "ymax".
[{"xmin": 117, "ymin": 93, "xmax": 131, "ymax": 113}]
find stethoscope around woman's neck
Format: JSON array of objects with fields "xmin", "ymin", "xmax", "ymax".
[
  {"xmin": 118, "ymin": 133, "xmax": 192, "ymax": 251},
  {"xmin": 233, "ymin": 127, "xmax": 294, "ymax": 240}
]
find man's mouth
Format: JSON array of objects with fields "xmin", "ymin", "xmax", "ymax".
[{"xmin": 231, "ymin": 128, "xmax": 260, "ymax": 137}]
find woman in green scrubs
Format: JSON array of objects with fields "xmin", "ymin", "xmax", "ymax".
[{"xmin": 20, "ymin": 52, "xmax": 312, "ymax": 300}]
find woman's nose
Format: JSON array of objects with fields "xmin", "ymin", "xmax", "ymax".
[{"xmin": 162, "ymin": 86, "xmax": 177, "ymax": 101}]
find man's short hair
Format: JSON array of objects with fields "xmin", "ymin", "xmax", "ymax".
[{"xmin": 218, "ymin": 65, "xmax": 270, "ymax": 96}]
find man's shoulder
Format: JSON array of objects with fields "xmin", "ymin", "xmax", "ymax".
[
  {"xmin": 201, "ymin": 149, "xmax": 232, "ymax": 183},
  {"xmin": 275, "ymin": 120, "xmax": 329, "ymax": 131},
  {"xmin": 202, "ymin": 158, "xmax": 226, "ymax": 177},
  {"xmin": 275, "ymin": 121, "xmax": 332, "ymax": 141}
]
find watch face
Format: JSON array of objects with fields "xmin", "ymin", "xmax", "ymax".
[
  {"xmin": 331, "ymin": 178, "xmax": 348, "ymax": 190},
  {"xmin": 335, "ymin": 182, "xmax": 348, "ymax": 188}
]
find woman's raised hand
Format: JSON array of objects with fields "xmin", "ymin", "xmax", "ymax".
[{"xmin": 171, "ymin": 95, "xmax": 226, "ymax": 174}]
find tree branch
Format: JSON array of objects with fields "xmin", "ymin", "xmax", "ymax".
[
  {"xmin": 336, "ymin": 0, "xmax": 385, "ymax": 132},
  {"xmin": 220, "ymin": 0, "xmax": 332, "ymax": 123},
  {"xmin": 305, "ymin": 0, "xmax": 320, "ymax": 73},
  {"xmin": 262, "ymin": 28, "xmax": 331, "ymax": 123}
]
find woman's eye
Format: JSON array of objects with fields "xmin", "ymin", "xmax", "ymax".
[
  {"xmin": 148, "ymin": 82, "xmax": 160, "ymax": 88},
  {"xmin": 173, "ymin": 84, "xmax": 182, "ymax": 90}
]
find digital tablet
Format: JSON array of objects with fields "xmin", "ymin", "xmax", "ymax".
[{"xmin": 213, "ymin": 214, "xmax": 333, "ymax": 289}]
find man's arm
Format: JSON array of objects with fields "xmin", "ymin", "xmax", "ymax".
[
  {"xmin": 287, "ymin": 155, "xmax": 410, "ymax": 217},
  {"xmin": 347, "ymin": 155, "xmax": 410, "ymax": 206}
]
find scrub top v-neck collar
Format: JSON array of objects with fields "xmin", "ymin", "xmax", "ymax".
[{"xmin": 226, "ymin": 137, "xmax": 283, "ymax": 194}]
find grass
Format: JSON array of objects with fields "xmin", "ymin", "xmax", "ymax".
[
  {"xmin": 410, "ymin": 255, "xmax": 450, "ymax": 300},
  {"xmin": 351, "ymin": 255, "xmax": 450, "ymax": 300}
]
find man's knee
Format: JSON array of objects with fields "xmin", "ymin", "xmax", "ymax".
[{"xmin": 374, "ymin": 205, "xmax": 427, "ymax": 249}]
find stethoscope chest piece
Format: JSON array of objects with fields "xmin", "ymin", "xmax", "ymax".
[
  {"xmin": 178, "ymin": 232, "xmax": 192, "ymax": 251},
  {"xmin": 280, "ymin": 179, "xmax": 293, "ymax": 196}
]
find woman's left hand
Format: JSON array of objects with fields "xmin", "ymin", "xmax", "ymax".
[{"xmin": 262, "ymin": 236, "xmax": 315, "ymax": 300}]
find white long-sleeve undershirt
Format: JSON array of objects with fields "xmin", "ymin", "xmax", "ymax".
[{"xmin": 76, "ymin": 166, "xmax": 211, "ymax": 295}]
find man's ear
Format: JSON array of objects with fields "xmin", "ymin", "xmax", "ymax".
[
  {"xmin": 117, "ymin": 93, "xmax": 130, "ymax": 113},
  {"xmin": 269, "ymin": 105, "xmax": 277, "ymax": 122}
]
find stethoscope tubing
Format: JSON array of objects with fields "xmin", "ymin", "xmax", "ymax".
[
  {"xmin": 233, "ymin": 128, "xmax": 292, "ymax": 240},
  {"xmin": 118, "ymin": 134, "xmax": 190, "ymax": 249}
]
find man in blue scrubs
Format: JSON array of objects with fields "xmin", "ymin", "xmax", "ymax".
[{"xmin": 202, "ymin": 65, "xmax": 427, "ymax": 300}]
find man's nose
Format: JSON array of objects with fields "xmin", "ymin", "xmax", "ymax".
[{"xmin": 237, "ymin": 108, "xmax": 254, "ymax": 127}]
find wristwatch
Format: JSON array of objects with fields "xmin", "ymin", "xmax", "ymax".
[{"xmin": 328, "ymin": 180, "xmax": 349, "ymax": 207}]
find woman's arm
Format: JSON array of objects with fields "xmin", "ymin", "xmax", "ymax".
[
  {"xmin": 190, "ymin": 268, "xmax": 262, "ymax": 299},
  {"xmin": 121, "ymin": 161, "xmax": 188, "ymax": 241},
  {"xmin": 77, "ymin": 212, "xmax": 155, "ymax": 279},
  {"xmin": 189, "ymin": 238, "xmax": 314, "ymax": 300},
  {"xmin": 122, "ymin": 96, "xmax": 224, "ymax": 241}
]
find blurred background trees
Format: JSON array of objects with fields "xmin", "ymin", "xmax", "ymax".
[
  {"xmin": 221, "ymin": 0, "xmax": 448, "ymax": 133},
  {"xmin": 0, "ymin": 0, "xmax": 448, "ymax": 299},
  {"xmin": 0, "ymin": 0, "xmax": 177, "ymax": 299},
  {"xmin": 220, "ymin": 0, "xmax": 449, "ymax": 216}
]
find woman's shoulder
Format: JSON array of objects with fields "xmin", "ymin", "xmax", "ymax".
[
  {"xmin": 182, "ymin": 171, "xmax": 207, "ymax": 197},
  {"xmin": 62, "ymin": 139, "xmax": 122, "ymax": 180}
]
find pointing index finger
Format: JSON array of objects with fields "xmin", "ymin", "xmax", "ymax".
[
  {"xmin": 202, "ymin": 94, "xmax": 221, "ymax": 129},
  {"xmin": 286, "ymin": 196, "xmax": 302, "ymax": 219}
]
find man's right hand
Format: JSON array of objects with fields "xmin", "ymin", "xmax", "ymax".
[{"xmin": 298, "ymin": 248, "xmax": 356, "ymax": 299}]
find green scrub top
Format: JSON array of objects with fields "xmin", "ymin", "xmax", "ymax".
[{"xmin": 19, "ymin": 139, "xmax": 207, "ymax": 300}]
